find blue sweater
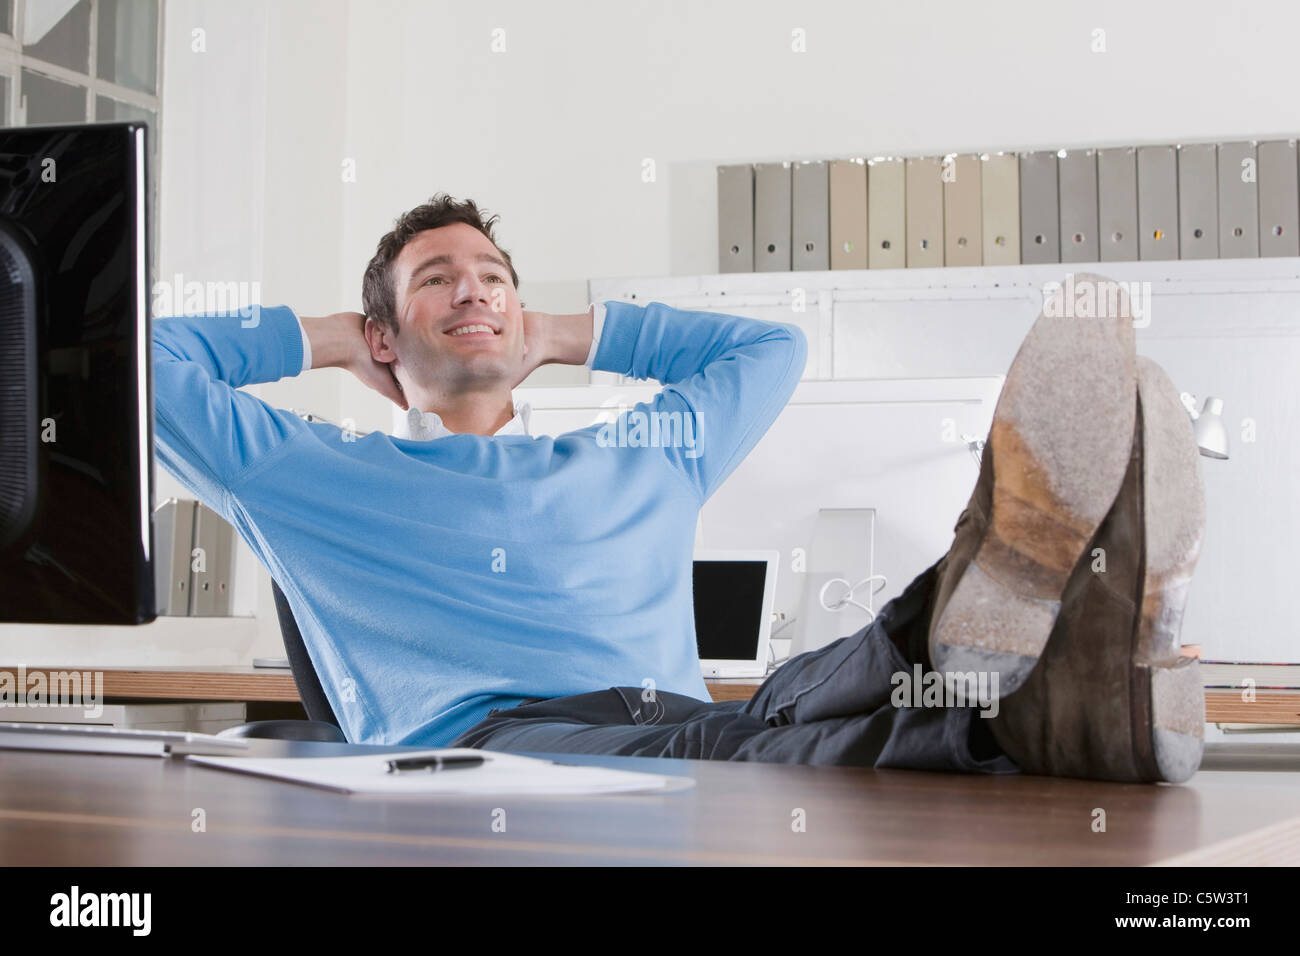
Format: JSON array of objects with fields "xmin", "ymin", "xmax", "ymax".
[{"xmin": 152, "ymin": 301, "xmax": 807, "ymax": 745}]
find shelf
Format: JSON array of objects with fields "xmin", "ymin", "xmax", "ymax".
[{"xmin": 589, "ymin": 256, "xmax": 1300, "ymax": 302}]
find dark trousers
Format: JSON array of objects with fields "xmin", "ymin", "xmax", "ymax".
[{"xmin": 449, "ymin": 560, "xmax": 1020, "ymax": 773}]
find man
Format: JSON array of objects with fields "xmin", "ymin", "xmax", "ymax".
[{"xmin": 153, "ymin": 194, "xmax": 1206, "ymax": 783}]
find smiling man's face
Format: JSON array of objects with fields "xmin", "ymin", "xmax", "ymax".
[{"xmin": 371, "ymin": 222, "xmax": 525, "ymax": 396}]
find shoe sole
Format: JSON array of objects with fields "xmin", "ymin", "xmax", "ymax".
[
  {"xmin": 1130, "ymin": 357, "xmax": 1206, "ymax": 783},
  {"xmin": 931, "ymin": 273, "xmax": 1137, "ymax": 696}
]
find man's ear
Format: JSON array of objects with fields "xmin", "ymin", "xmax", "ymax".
[{"xmin": 363, "ymin": 315, "xmax": 395, "ymax": 362}]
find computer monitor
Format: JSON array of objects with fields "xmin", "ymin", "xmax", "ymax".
[
  {"xmin": 0, "ymin": 122, "xmax": 154, "ymax": 624},
  {"xmin": 692, "ymin": 550, "xmax": 779, "ymax": 678}
]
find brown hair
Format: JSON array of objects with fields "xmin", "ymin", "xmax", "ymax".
[{"xmin": 362, "ymin": 193, "xmax": 520, "ymax": 336}]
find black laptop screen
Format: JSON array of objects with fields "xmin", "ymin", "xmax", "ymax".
[{"xmin": 692, "ymin": 560, "xmax": 767, "ymax": 661}]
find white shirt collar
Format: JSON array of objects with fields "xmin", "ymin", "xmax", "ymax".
[{"xmin": 394, "ymin": 400, "xmax": 532, "ymax": 441}]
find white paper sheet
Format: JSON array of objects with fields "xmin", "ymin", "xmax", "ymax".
[{"xmin": 185, "ymin": 748, "xmax": 695, "ymax": 797}]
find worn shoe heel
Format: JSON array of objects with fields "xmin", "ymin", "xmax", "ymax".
[
  {"xmin": 931, "ymin": 273, "xmax": 1137, "ymax": 696},
  {"xmin": 1137, "ymin": 656, "xmax": 1205, "ymax": 783},
  {"xmin": 1130, "ymin": 356, "xmax": 1207, "ymax": 782}
]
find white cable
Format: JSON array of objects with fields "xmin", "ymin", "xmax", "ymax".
[{"xmin": 817, "ymin": 573, "xmax": 888, "ymax": 622}]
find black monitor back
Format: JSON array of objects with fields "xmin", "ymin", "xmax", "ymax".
[{"xmin": 0, "ymin": 122, "xmax": 153, "ymax": 624}]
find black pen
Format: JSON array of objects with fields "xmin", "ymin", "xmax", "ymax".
[{"xmin": 386, "ymin": 754, "xmax": 486, "ymax": 774}]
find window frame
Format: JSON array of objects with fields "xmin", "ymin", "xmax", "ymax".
[{"xmin": 0, "ymin": 0, "xmax": 165, "ymax": 276}]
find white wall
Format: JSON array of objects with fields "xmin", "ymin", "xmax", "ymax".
[
  {"xmin": 334, "ymin": 0, "xmax": 1300, "ymax": 286},
  {"xmin": 5, "ymin": 0, "xmax": 1298, "ymax": 684}
]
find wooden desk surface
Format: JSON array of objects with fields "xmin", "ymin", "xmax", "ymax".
[
  {"xmin": 0, "ymin": 740, "xmax": 1296, "ymax": 865},
  {"xmin": 7, "ymin": 666, "xmax": 1299, "ymax": 724},
  {"xmin": 11, "ymin": 664, "xmax": 302, "ymax": 701},
  {"xmin": 8, "ymin": 665, "xmax": 763, "ymax": 705}
]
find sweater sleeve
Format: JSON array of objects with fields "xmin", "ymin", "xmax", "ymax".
[
  {"xmin": 152, "ymin": 304, "xmax": 310, "ymax": 513},
  {"xmin": 589, "ymin": 300, "xmax": 807, "ymax": 503}
]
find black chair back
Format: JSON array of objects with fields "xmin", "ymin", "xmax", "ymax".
[{"xmin": 271, "ymin": 578, "xmax": 341, "ymax": 729}]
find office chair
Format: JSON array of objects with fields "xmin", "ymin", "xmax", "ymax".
[{"xmin": 218, "ymin": 579, "xmax": 348, "ymax": 743}]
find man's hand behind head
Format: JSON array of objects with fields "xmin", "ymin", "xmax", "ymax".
[
  {"xmin": 301, "ymin": 311, "xmax": 408, "ymax": 411},
  {"xmin": 511, "ymin": 309, "xmax": 552, "ymax": 388},
  {"xmin": 511, "ymin": 307, "xmax": 596, "ymax": 389}
]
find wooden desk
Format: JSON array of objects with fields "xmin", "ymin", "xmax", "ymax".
[
  {"xmin": 13, "ymin": 664, "xmax": 302, "ymax": 703},
  {"xmin": 7, "ymin": 666, "xmax": 1298, "ymax": 725},
  {"xmin": 0, "ymin": 739, "xmax": 1296, "ymax": 865}
]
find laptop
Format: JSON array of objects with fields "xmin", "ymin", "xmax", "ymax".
[{"xmin": 693, "ymin": 550, "xmax": 779, "ymax": 678}]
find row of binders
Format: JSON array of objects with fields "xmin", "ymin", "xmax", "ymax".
[{"xmin": 718, "ymin": 141, "xmax": 1300, "ymax": 272}]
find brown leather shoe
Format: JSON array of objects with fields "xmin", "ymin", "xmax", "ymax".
[
  {"xmin": 986, "ymin": 356, "xmax": 1207, "ymax": 783},
  {"xmin": 929, "ymin": 273, "xmax": 1138, "ymax": 695}
]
